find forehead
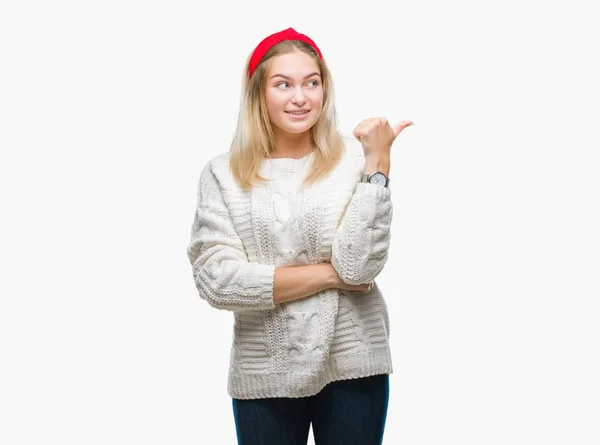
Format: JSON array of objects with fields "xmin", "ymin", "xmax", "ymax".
[{"xmin": 267, "ymin": 51, "xmax": 320, "ymax": 78}]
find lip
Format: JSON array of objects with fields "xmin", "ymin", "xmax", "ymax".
[{"xmin": 285, "ymin": 109, "xmax": 311, "ymax": 119}]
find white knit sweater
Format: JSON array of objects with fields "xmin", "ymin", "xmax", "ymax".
[{"xmin": 186, "ymin": 137, "xmax": 394, "ymax": 399}]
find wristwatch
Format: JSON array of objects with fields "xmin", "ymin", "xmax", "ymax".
[{"xmin": 361, "ymin": 171, "xmax": 389, "ymax": 188}]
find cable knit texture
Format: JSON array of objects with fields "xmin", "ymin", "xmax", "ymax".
[{"xmin": 186, "ymin": 137, "xmax": 394, "ymax": 399}]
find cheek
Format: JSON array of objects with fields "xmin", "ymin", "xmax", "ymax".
[
  {"xmin": 267, "ymin": 95, "xmax": 285, "ymax": 111},
  {"xmin": 266, "ymin": 96, "xmax": 283, "ymax": 116},
  {"xmin": 313, "ymin": 90, "xmax": 324, "ymax": 106}
]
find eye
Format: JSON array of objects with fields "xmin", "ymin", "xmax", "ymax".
[{"xmin": 276, "ymin": 80, "xmax": 319, "ymax": 89}]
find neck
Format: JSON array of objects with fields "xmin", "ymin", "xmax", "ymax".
[{"xmin": 271, "ymin": 130, "xmax": 313, "ymax": 159}]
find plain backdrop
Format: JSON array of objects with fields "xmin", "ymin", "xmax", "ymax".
[{"xmin": 1, "ymin": 1, "xmax": 599, "ymax": 444}]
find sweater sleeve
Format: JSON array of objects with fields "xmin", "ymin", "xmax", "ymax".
[
  {"xmin": 331, "ymin": 182, "xmax": 393, "ymax": 285},
  {"xmin": 186, "ymin": 162, "xmax": 276, "ymax": 312}
]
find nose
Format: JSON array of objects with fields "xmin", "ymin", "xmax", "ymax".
[{"xmin": 291, "ymin": 85, "xmax": 306, "ymax": 105}]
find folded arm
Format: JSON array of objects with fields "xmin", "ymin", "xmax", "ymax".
[
  {"xmin": 187, "ymin": 163, "xmax": 353, "ymax": 311},
  {"xmin": 186, "ymin": 163, "xmax": 276, "ymax": 312}
]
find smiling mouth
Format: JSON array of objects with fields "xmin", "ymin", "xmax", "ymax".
[{"xmin": 285, "ymin": 110, "xmax": 310, "ymax": 115}]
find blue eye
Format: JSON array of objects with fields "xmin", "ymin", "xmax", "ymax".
[{"xmin": 276, "ymin": 80, "xmax": 319, "ymax": 89}]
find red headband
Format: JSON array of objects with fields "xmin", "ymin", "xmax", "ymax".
[{"xmin": 249, "ymin": 27, "xmax": 324, "ymax": 78}]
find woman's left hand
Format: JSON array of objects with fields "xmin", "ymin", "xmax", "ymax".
[{"xmin": 353, "ymin": 118, "xmax": 413, "ymax": 161}]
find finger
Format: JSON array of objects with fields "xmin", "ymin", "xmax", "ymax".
[
  {"xmin": 392, "ymin": 120, "xmax": 414, "ymax": 138},
  {"xmin": 353, "ymin": 128, "xmax": 367, "ymax": 142}
]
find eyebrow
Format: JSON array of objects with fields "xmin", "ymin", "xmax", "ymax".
[{"xmin": 270, "ymin": 72, "xmax": 321, "ymax": 80}]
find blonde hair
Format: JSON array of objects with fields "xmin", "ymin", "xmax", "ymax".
[{"xmin": 229, "ymin": 40, "xmax": 345, "ymax": 190}]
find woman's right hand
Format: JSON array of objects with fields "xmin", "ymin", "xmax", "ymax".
[
  {"xmin": 326, "ymin": 263, "xmax": 372, "ymax": 294},
  {"xmin": 337, "ymin": 280, "xmax": 372, "ymax": 293}
]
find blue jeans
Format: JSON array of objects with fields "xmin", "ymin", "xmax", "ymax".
[{"xmin": 232, "ymin": 373, "xmax": 390, "ymax": 445}]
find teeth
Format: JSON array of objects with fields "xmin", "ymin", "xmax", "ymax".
[{"xmin": 288, "ymin": 111, "xmax": 308, "ymax": 115}]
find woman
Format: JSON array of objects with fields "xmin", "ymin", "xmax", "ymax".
[{"xmin": 186, "ymin": 27, "xmax": 413, "ymax": 445}]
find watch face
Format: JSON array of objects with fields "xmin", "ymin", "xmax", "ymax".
[{"xmin": 369, "ymin": 172, "xmax": 387, "ymax": 186}]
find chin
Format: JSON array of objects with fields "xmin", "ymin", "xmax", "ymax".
[
  {"xmin": 284, "ymin": 125, "xmax": 313, "ymax": 134},
  {"xmin": 271, "ymin": 113, "xmax": 320, "ymax": 134},
  {"xmin": 284, "ymin": 120, "xmax": 319, "ymax": 133}
]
